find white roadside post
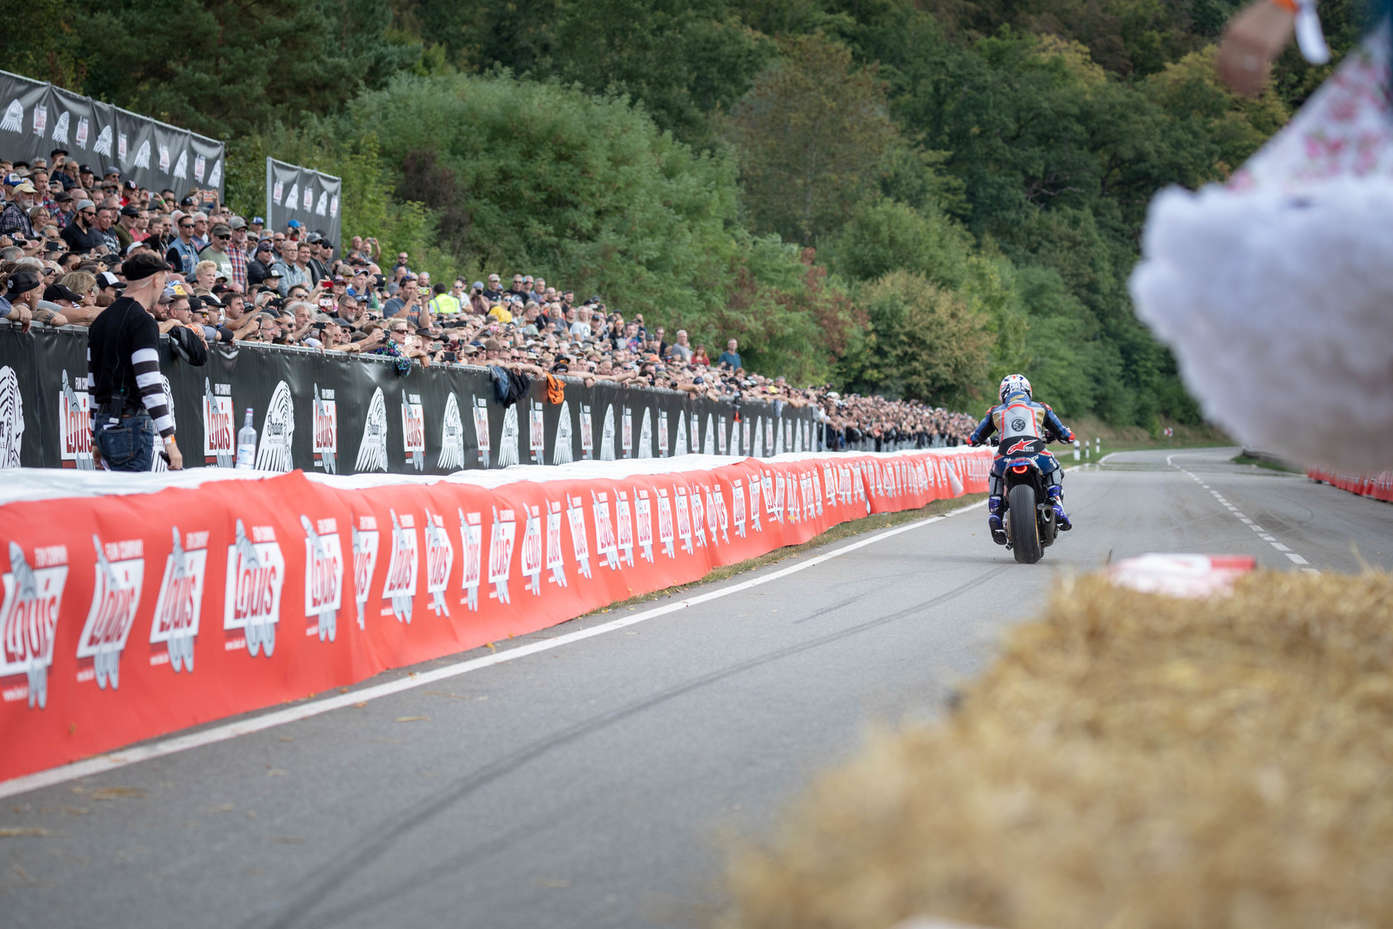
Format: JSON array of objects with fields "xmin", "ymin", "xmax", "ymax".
[
  {"xmin": 1095, "ymin": 436, "xmax": 1101, "ymax": 458},
  {"xmin": 1073, "ymin": 439, "xmax": 1080, "ymax": 462}
]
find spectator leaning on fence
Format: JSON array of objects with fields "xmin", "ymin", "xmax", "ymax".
[{"xmin": 86, "ymin": 252, "xmax": 183, "ymax": 471}]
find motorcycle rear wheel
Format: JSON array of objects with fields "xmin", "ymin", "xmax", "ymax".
[{"xmin": 1009, "ymin": 483, "xmax": 1043, "ymax": 564}]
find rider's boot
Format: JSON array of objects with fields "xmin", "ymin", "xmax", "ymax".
[
  {"xmin": 1048, "ymin": 485, "xmax": 1072, "ymax": 530},
  {"xmin": 987, "ymin": 495, "xmax": 1007, "ymax": 545}
]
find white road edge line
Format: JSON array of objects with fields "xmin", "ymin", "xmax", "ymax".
[{"xmin": 0, "ymin": 497, "xmax": 989, "ymax": 800}]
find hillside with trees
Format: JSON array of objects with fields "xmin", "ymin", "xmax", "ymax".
[{"xmin": 10, "ymin": 0, "xmax": 1370, "ymax": 424}]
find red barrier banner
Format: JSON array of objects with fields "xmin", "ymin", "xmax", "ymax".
[
  {"xmin": 1307, "ymin": 468, "xmax": 1393, "ymax": 503},
  {"xmin": 0, "ymin": 448, "xmax": 992, "ymax": 782}
]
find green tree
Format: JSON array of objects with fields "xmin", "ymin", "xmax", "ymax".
[
  {"xmin": 724, "ymin": 33, "xmax": 898, "ymax": 245},
  {"xmin": 76, "ymin": 0, "xmax": 418, "ymax": 138},
  {"xmin": 716, "ymin": 236, "xmax": 859, "ymax": 384},
  {"xmin": 823, "ymin": 197, "xmax": 973, "ymax": 288},
  {"xmin": 6, "ymin": 0, "xmax": 85, "ymax": 88},
  {"xmin": 404, "ymin": 0, "xmax": 769, "ymax": 145},
  {"xmin": 838, "ymin": 270, "xmax": 992, "ymax": 407}
]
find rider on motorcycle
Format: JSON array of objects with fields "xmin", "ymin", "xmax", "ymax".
[{"xmin": 968, "ymin": 374, "xmax": 1075, "ymax": 545}]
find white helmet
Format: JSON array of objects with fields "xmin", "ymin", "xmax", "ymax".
[{"xmin": 999, "ymin": 373, "xmax": 1032, "ymax": 403}]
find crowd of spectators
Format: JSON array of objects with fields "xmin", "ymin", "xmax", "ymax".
[{"xmin": 0, "ymin": 149, "xmax": 977, "ymax": 449}]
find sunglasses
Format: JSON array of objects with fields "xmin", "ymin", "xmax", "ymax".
[
  {"xmin": 179, "ymin": 223, "xmax": 194, "ymax": 228},
  {"xmin": 215, "ymin": 234, "xmax": 231, "ymax": 240}
]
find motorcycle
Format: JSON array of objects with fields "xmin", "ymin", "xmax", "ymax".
[{"xmin": 995, "ymin": 435, "xmax": 1067, "ymax": 564}]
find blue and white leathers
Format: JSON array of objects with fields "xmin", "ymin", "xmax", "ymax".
[{"xmin": 970, "ymin": 390, "xmax": 1075, "ymax": 538}]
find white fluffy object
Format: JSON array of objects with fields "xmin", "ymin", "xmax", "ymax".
[
  {"xmin": 1130, "ymin": 177, "xmax": 1393, "ymax": 473},
  {"xmin": 1132, "ymin": 21, "xmax": 1393, "ymax": 473}
]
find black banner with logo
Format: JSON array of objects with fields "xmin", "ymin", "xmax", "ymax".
[
  {"xmin": 265, "ymin": 158, "xmax": 342, "ymax": 248},
  {"xmin": 0, "ymin": 69, "xmax": 225, "ymax": 197},
  {"xmin": 0, "ymin": 329, "xmax": 818, "ymax": 474}
]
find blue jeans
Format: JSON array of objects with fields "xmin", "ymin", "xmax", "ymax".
[{"xmin": 95, "ymin": 410, "xmax": 157, "ymax": 472}]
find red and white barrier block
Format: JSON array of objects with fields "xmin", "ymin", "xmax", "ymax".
[
  {"xmin": 1106, "ymin": 553, "xmax": 1258, "ymax": 598},
  {"xmin": 1307, "ymin": 468, "xmax": 1393, "ymax": 503},
  {"xmin": 0, "ymin": 447, "xmax": 992, "ymax": 783}
]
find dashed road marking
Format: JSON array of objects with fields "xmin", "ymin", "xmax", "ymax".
[{"xmin": 1167, "ymin": 454, "xmax": 1318, "ymax": 572}]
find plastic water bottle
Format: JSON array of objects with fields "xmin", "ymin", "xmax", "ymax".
[{"xmin": 235, "ymin": 409, "xmax": 257, "ymax": 470}]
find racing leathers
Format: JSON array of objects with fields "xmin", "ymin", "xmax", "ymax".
[{"xmin": 968, "ymin": 391, "xmax": 1075, "ymax": 544}]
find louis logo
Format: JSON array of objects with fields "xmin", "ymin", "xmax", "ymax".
[
  {"xmin": 78, "ymin": 535, "xmax": 145, "ymax": 690},
  {"xmin": 458, "ymin": 509, "xmax": 482, "ymax": 612},
  {"xmin": 301, "ymin": 516, "xmax": 344, "ymax": 642},
  {"xmin": 424, "ymin": 510, "xmax": 453, "ymax": 616},
  {"xmin": 150, "ymin": 527, "xmax": 207, "ymax": 672},
  {"xmin": 224, "ymin": 520, "xmax": 285, "ymax": 658},
  {"xmin": 546, "ymin": 500, "xmax": 567, "ymax": 588},
  {"xmin": 487, "ymin": 507, "xmax": 517, "ymax": 604},
  {"xmin": 1, "ymin": 542, "xmax": 69, "ymax": 709},
  {"xmin": 382, "ymin": 510, "xmax": 418, "ymax": 624}
]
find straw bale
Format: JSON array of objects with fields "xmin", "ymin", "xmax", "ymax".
[{"xmin": 718, "ymin": 571, "xmax": 1393, "ymax": 929}]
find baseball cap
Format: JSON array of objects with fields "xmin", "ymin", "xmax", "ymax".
[
  {"xmin": 4, "ymin": 270, "xmax": 43, "ymax": 295},
  {"xmin": 43, "ymin": 283, "xmax": 82, "ymax": 304},
  {"xmin": 228, "ymin": 216, "xmax": 246, "ymax": 229},
  {"xmin": 287, "ymin": 219, "xmax": 301, "ymax": 229},
  {"xmin": 12, "ymin": 181, "xmax": 36, "ymax": 194},
  {"xmin": 104, "ymin": 166, "xmax": 120, "ymax": 177},
  {"xmin": 122, "ymin": 252, "xmax": 171, "ymax": 281},
  {"xmin": 251, "ymin": 216, "xmax": 265, "ymax": 225},
  {"xmin": 97, "ymin": 271, "xmax": 124, "ymax": 290}
]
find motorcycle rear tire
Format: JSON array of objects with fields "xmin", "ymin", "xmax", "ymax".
[{"xmin": 1009, "ymin": 483, "xmax": 1043, "ymax": 564}]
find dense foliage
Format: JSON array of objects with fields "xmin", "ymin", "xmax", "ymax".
[{"xmin": 11, "ymin": 0, "xmax": 1373, "ymax": 424}]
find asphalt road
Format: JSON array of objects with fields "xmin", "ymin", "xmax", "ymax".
[{"xmin": 4, "ymin": 448, "xmax": 1391, "ymax": 929}]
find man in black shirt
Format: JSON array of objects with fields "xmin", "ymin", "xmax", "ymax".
[
  {"xmin": 87, "ymin": 252, "xmax": 184, "ymax": 471},
  {"xmin": 60, "ymin": 198, "xmax": 107, "ymax": 254},
  {"xmin": 246, "ymin": 239, "xmax": 275, "ymax": 288}
]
